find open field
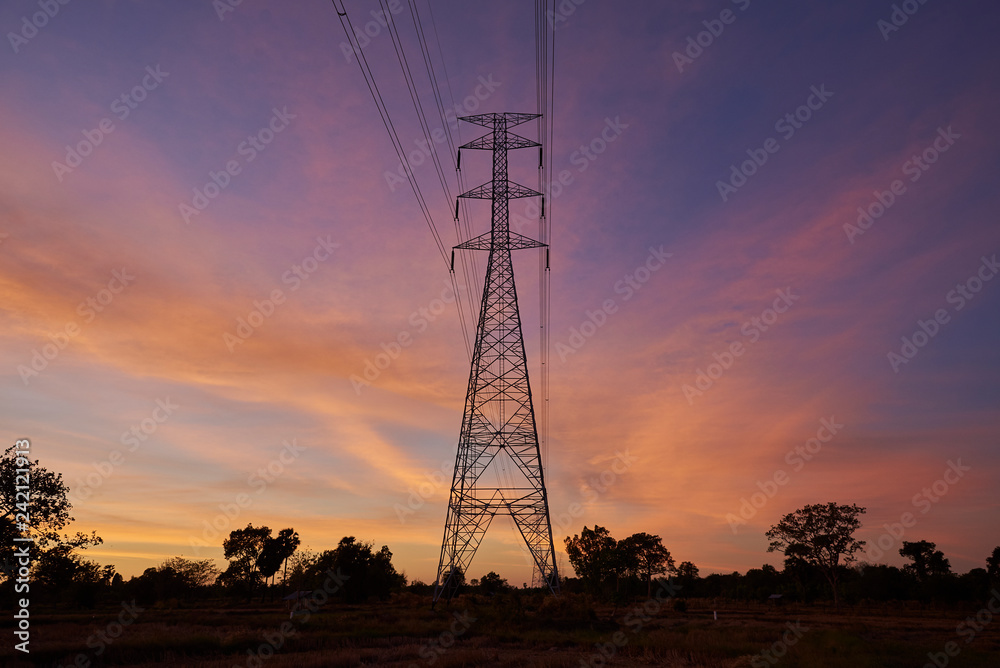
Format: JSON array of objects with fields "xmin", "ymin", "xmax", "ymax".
[{"xmin": 4, "ymin": 594, "xmax": 999, "ymax": 667}]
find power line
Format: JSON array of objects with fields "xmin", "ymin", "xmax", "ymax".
[
  {"xmin": 330, "ymin": 0, "xmax": 450, "ymax": 269},
  {"xmin": 332, "ymin": 0, "xmax": 477, "ymax": 361},
  {"xmin": 418, "ymin": 0, "xmax": 486, "ymax": 365},
  {"xmin": 408, "ymin": 0, "xmax": 478, "ymax": 362},
  {"xmin": 534, "ymin": 0, "xmax": 555, "ymax": 471}
]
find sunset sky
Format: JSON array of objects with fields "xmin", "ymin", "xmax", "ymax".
[{"xmin": 2, "ymin": 0, "xmax": 998, "ymax": 585}]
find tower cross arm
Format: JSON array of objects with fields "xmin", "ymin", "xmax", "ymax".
[
  {"xmin": 505, "ymin": 180, "xmax": 542, "ymax": 199},
  {"xmin": 457, "ymin": 180, "xmax": 540, "ymax": 200},
  {"xmin": 460, "ymin": 131, "xmax": 540, "ymax": 152},
  {"xmin": 454, "ymin": 231, "xmax": 547, "ymax": 251},
  {"xmin": 505, "ymin": 132, "xmax": 542, "ymax": 150},
  {"xmin": 458, "ymin": 112, "xmax": 541, "ymax": 129}
]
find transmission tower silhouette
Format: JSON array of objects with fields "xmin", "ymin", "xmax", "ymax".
[{"xmin": 433, "ymin": 112, "xmax": 559, "ymax": 603}]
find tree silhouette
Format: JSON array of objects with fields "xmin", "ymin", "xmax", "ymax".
[
  {"xmin": 256, "ymin": 528, "xmax": 300, "ymax": 591},
  {"xmin": 479, "ymin": 570, "xmax": 508, "ymax": 595},
  {"xmin": 564, "ymin": 525, "xmax": 617, "ymax": 594},
  {"xmin": 899, "ymin": 540, "xmax": 951, "ymax": 582},
  {"xmin": 220, "ymin": 523, "xmax": 271, "ymax": 598},
  {"xmin": 161, "ymin": 556, "xmax": 219, "ymax": 589},
  {"xmin": 256, "ymin": 540, "xmax": 285, "ymax": 601},
  {"xmin": 986, "ymin": 546, "xmax": 1000, "ymax": 582},
  {"xmin": 619, "ymin": 532, "xmax": 676, "ymax": 597},
  {"xmin": 299, "ymin": 537, "xmax": 405, "ymax": 603},
  {"xmin": 274, "ymin": 528, "xmax": 300, "ymax": 588},
  {"xmin": 255, "ymin": 530, "xmax": 299, "ymax": 603},
  {"xmin": 0, "ymin": 444, "xmax": 102, "ymax": 584},
  {"xmin": 675, "ymin": 561, "xmax": 700, "ymax": 596},
  {"xmin": 766, "ymin": 502, "xmax": 866, "ymax": 608}
]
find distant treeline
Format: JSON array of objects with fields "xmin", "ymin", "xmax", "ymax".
[{"xmin": 2, "ymin": 442, "xmax": 996, "ymax": 611}]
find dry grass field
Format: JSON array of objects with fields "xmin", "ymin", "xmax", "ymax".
[{"xmin": 4, "ymin": 593, "xmax": 999, "ymax": 667}]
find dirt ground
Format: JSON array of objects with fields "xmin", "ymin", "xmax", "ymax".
[{"xmin": 3, "ymin": 595, "xmax": 999, "ymax": 667}]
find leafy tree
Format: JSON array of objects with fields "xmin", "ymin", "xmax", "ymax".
[
  {"xmin": 766, "ymin": 502, "xmax": 866, "ymax": 608},
  {"xmin": 31, "ymin": 546, "xmax": 107, "ymax": 608},
  {"xmin": 479, "ymin": 570, "xmax": 509, "ymax": 595},
  {"xmin": 257, "ymin": 541, "xmax": 285, "ymax": 589},
  {"xmin": 32, "ymin": 547, "xmax": 103, "ymax": 588},
  {"xmin": 619, "ymin": 532, "xmax": 676, "ymax": 597},
  {"xmin": 675, "ymin": 561, "xmax": 700, "ymax": 596},
  {"xmin": 564, "ymin": 525, "xmax": 617, "ymax": 594},
  {"xmin": 852, "ymin": 564, "xmax": 909, "ymax": 601},
  {"xmin": 369, "ymin": 543, "xmax": 406, "ymax": 599},
  {"xmin": 986, "ymin": 546, "xmax": 1000, "ymax": 582},
  {"xmin": 957, "ymin": 568, "xmax": 990, "ymax": 600},
  {"xmin": 219, "ymin": 524, "xmax": 271, "ymax": 597},
  {"xmin": 437, "ymin": 565, "xmax": 465, "ymax": 599},
  {"xmin": 299, "ymin": 537, "xmax": 405, "ymax": 603},
  {"xmin": 256, "ymin": 530, "xmax": 301, "ymax": 592},
  {"xmin": 1, "ymin": 444, "xmax": 72, "ymax": 545},
  {"xmin": 264, "ymin": 528, "xmax": 300, "ymax": 587},
  {"xmin": 744, "ymin": 564, "xmax": 782, "ymax": 599},
  {"xmin": 161, "ymin": 556, "xmax": 220, "ymax": 589},
  {"xmin": 0, "ymin": 445, "xmax": 102, "ymax": 583},
  {"xmin": 129, "ymin": 565, "xmax": 187, "ymax": 604},
  {"xmin": 285, "ymin": 548, "xmax": 317, "ymax": 591},
  {"xmin": 676, "ymin": 561, "xmax": 699, "ymax": 580},
  {"xmin": 899, "ymin": 540, "xmax": 951, "ymax": 582}
]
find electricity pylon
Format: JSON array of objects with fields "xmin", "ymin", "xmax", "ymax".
[{"xmin": 433, "ymin": 112, "xmax": 559, "ymax": 603}]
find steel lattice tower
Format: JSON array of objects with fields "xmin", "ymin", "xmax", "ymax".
[{"xmin": 433, "ymin": 112, "xmax": 559, "ymax": 603}]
